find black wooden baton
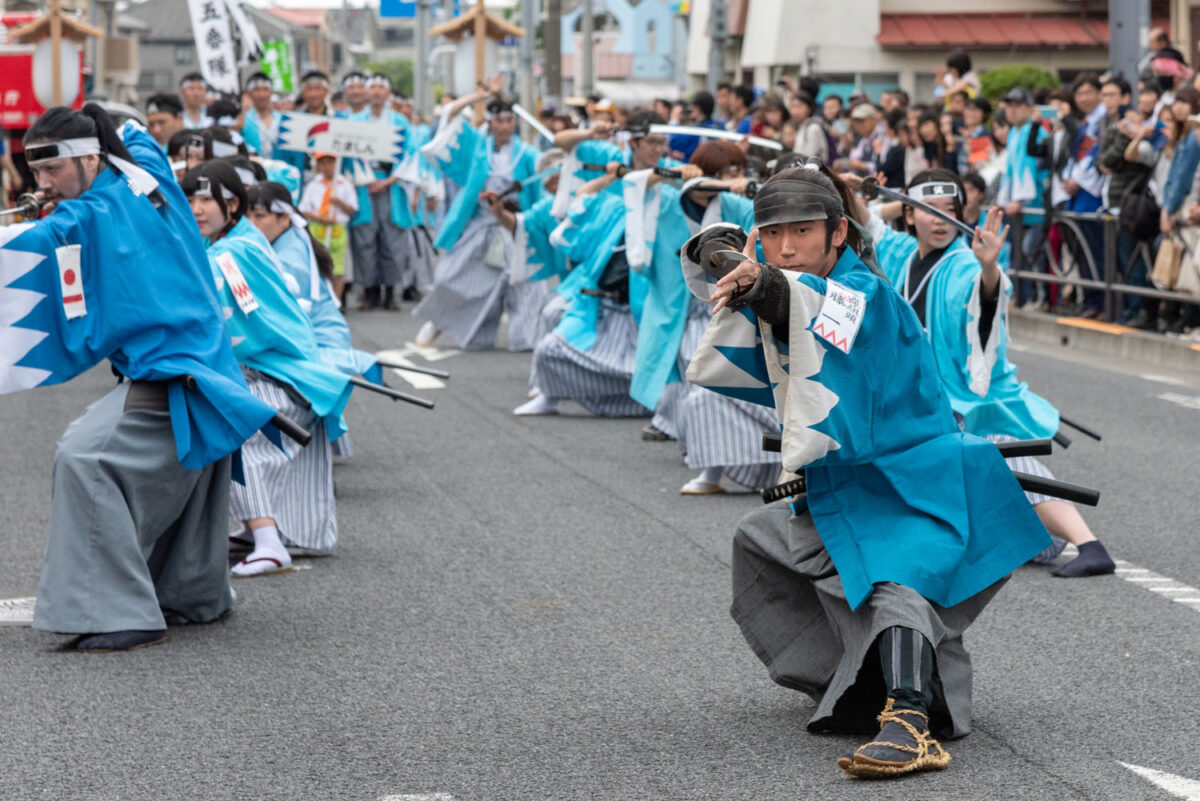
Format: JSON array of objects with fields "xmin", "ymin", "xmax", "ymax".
[{"xmin": 349, "ymin": 376, "xmax": 435, "ymax": 409}]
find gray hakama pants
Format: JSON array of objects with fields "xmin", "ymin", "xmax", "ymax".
[
  {"xmin": 350, "ymin": 189, "xmax": 409, "ymax": 288},
  {"xmin": 533, "ymin": 299, "xmax": 650, "ymax": 418},
  {"xmin": 229, "ymin": 370, "xmax": 337, "ymax": 552},
  {"xmin": 34, "ymin": 383, "xmax": 234, "ymax": 634},
  {"xmin": 527, "ymin": 292, "xmax": 570, "ymax": 393},
  {"xmin": 401, "ymin": 227, "xmax": 436, "ymax": 291},
  {"xmin": 731, "ymin": 504, "xmax": 1005, "ymax": 739},
  {"xmin": 413, "ymin": 214, "xmax": 549, "ymax": 351}
]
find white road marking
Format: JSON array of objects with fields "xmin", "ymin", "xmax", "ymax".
[
  {"xmin": 1141, "ymin": 373, "xmax": 1191, "ymax": 386},
  {"xmin": 376, "ymin": 348, "xmax": 447, "ymax": 390},
  {"xmin": 0, "ymin": 596, "xmax": 36, "ymax": 626},
  {"xmin": 1114, "ymin": 560, "xmax": 1200, "ymax": 617},
  {"xmin": 380, "ymin": 795, "xmax": 455, "ymax": 801},
  {"xmin": 394, "ymin": 342, "xmax": 460, "ymax": 362},
  {"xmin": 1158, "ymin": 392, "xmax": 1200, "ymax": 411},
  {"xmin": 1120, "ymin": 762, "xmax": 1200, "ymax": 799}
]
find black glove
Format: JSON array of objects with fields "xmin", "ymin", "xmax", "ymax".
[{"xmin": 685, "ymin": 223, "xmax": 748, "ymax": 279}]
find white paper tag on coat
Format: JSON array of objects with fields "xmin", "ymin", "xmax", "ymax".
[
  {"xmin": 55, "ymin": 244, "xmax": 86, "ymax": 319},
  {"xmin": 812, "ymin": 278, "xmax": 866, "ymax": 354},
  {"xmin": 215, "ymin": 252, "xmax": 259, "ymax": 315}
]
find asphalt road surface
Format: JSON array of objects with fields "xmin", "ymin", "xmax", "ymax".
[{"xmin": 1, "ymin": 308, "xmax": 1197, "ymax": 801}]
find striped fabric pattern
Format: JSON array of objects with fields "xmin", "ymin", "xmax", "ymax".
[
  {"xmin": 674, "ymin": 297, "xmax": 781, "ymax": 490},
  {"xmin": 528, "ymin": 294, "xmax": 570, "ymax": 392},
  {"xmin": 412, "ymin": 214, "xmax": 549, "ymax": 352},
  {"xmin": 412, "ymin": 218, "xmax": 507, "ymax": 350},
  {"xmin": 229, "ymin": 369, "xmax": 338, "ymax": 552},
  {"xmin": 534, "ymin": 300, "xmax": 650, "ymax": 418},
  {"xmin": 986, "ymin": 433, "xmax": 1067, "ymax": 565},
  {"xmin": 682, "ymin": 388, "xmax": 781, "ymax": 491}
]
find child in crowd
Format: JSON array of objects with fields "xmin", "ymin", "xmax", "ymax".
[{"xmin": 299, "ymin": 152, "xmax": 358, "ymax": 302}]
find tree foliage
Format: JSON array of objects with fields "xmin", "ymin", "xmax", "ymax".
[
  {"xmin": 361, "ymin": 59, "xmax": 415, "ymax": 97},
  {"xmin": 980, "ymin": 64, "xmax": 1060, "ymax": 102}
]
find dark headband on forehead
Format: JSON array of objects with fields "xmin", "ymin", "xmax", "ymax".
[{"xmin": 753, "ymin": 179, "xmax": 844, "ymax": 227}]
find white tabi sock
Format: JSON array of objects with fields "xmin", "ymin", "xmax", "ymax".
[
  {"xmin": 513, "ymin": 394, "xmax": 559, "ymax": 416},
  {"xmin": 232, "ymin": 525, "xmax": 292, "ymax": 576}
]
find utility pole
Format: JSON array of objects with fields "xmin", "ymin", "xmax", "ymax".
[
  {"xmin": 545, "ymin": 0, "xmax": 561, "ymax": 107},
  {"xmin": 519, "ymin": 0, "xmax": 535, "ymax": 110},
  {"xmin": 707, "ymin": 0, "xmax": 726, "ymax": 96},
  {"xmin": 1108, "ymin": 0, "xmax": 1148, "ymax": 83},
  {"xmin": 579, "ymin": 0, "xmax": 594, "ymax": 97},
  {"xmin": 416, "ymin": 0, "xmax": 433, "ymax": 117},
  {"xmin": 441, "ymin": 0, "xmax": 456, "ymax": 97}
]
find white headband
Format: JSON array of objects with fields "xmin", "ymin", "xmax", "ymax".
[
  {"xmin": 216, "ymin": 115, "xmax": 237, "ymax": 127},
  {"xmin": 234, "ymin": 166, "xmax": 258, "ymax": 186},
  {"xmin": 265, "ymin": 197, "xmax": 307, "ymax": 229},
  {"xmin": 27, "ymin": 137, "xmax": 158, "ymax": 197},
  {"xmin": 246, "ymin": 77, "xmax": 272, "ymax": 90},
  {"xmin": 26, "ymin": 137, "xmax": 101, "ymax": 162},
  {"xmin": 366, "ymin": 76, "xmax": 391, "ymax": 89},
  {"xmin": 211, "ymin": 140, "xmax": 238, "ymax": 158},
  {"xmin": 192, "ymin": 176, "xmax": 235, "ymax": 200},
  {"xmin": 908, "ymin": 181, "xmax": 961, "ymax": 202}
]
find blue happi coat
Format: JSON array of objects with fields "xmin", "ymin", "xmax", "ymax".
[
  {"xmin": 511, "ymin": 194, "xmax": 570, "ymax": 284},
  {"xmin": 421, "ymin": 111, "xmax": 540, "ymax": 249},
  {"xmin": 872, "ymin": 218, "xmax": 1059, "ymax": 440},
  {"xmin": 241, "ymin": 107, "xmax": 280, "ymax": 160},
  {"xmin": 551, "ymin": 139, "xmax": 679, "ymax": 218},
  {"xmin": 345, "ymin": 107, "xmax": 419, "ymax": 230},
  {"xmin": 270, "ymin": 225, "xmax": 379, "ymax": 380},
  {"xmin": 686, "ymin": 245, "xmax": 1051, "ymax": 610},
  {"xmin": 0, "ymin": 126, "xmax": 275, "ymax": 468},
  {"xmin": 208, "ymin": 217, "xmax": 353, "ymax": 441}
]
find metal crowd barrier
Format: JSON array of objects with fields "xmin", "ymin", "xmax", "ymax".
[{"xmin": 1005, "ymin": 207, "xmax": 1194, "ymax": 323}]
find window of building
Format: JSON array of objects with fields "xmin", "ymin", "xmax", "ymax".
[
  {"xmin": 174, "ymin": 44, "xmax": 193, "ymax": 65},
  {"xmin": 382, "ymin": 27, "xmax": 413, "ymax": 45}
]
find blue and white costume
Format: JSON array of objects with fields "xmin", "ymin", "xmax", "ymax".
[
  {"xmin": 209, "ymin": 217, "xmax": 353, "ymax": 552},
  {"xmin": 414, "ymin": 111, "xmax": 547, "ymax": 350},
  {"xmin": 689, "ymin": 243, "xmax": 1050, "ymax": 736},
  {"xmin": 346, "ymin": 106, "xmax": 417, "ymax": 294},
  {"xmin": 1, "ymin": 125, "xmax": 275, "ymax": 634}
]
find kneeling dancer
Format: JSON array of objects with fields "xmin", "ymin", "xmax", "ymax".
[
  {"xmin": 689, "ymin": 165, "xmax": 1051, "ymax": 778},
  {"xmin": 6, "ymin": 107, "xmax": 276, "ymax": 651}
]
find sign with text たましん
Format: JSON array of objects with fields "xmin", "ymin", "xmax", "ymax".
[{"xmin": 275, "ymin": 113, "xmax": 406, "ymax": 162}]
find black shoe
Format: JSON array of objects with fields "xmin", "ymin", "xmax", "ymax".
[
  {"xmin": 383, "ymin": 286, "xmax": 399, "ymax": 310},
  {"xmin": 1167, "ymin": 316, "xmax": 1189, "ymax": 334},
  {"xmin": 1128, "ymin": 309, "xmax": 1157, "ymax": 331},
  {"xmin": 359, "ymin": 286, "xmax": 380, "ymax": 311},
  {"xmin": 401, "ymin": 286, "xmax": 422, "ymax": 302},
  {"xmin": 73, "ymin": 629, "xmax": 167, "ymax": 653},
  {"xmin": 641, "ymin": 423, "xmax": 674, "ymax": 442}
]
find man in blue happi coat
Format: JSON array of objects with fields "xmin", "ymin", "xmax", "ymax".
[
  {"xmin": 3, "ymin": 105, "xmax": 279, "ymax": 652},
  {"xmin": 685, "ymin": 164, "xmax": 1051, "ymax": 778}
]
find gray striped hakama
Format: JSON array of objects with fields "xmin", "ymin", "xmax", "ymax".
[
  {"xmin": 413, "ymin": 213, "xmax": 549, "ymax": 351},
  {"xmin": 732, "ymin": 503, "xmax": 1005, "ymax": 739},
  {"xmin": 985, "ymin": 433, "xmax": 1067, "ymax": 564},
  {"xmin": 230, "ymin": 369, "xmax": 337, "ymax": 552},
  {"xmin": 662, "ymin": 297, "xmax": 782, "ymax": 489},
  {"xmin": 527, "ymin": 292, "xmax": 570, "ymax": 393},
  {"xmin": 682, "ymin": 388, "xmax": 781, "ymax": 491},
  {"xmin": 533, "ymin": 299, "xmax": 651, "ymax": 417},
  {"xmin": 33, "ymin": 382, "xmax": 235, "ymax": 634}
]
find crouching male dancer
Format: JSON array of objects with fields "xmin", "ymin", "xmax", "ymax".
[
  {"xmin": 687, "ymin": 164, "xmax": 1051, "ymax": 777},
  {"xmin": 2, "ymin": 106, "xmax": 276, "ymax": 651}
]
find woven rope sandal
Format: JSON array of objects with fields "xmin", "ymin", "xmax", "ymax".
[{"xmin": 836, "ymin": 698, "xmax": 952, "ymax": 779}]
